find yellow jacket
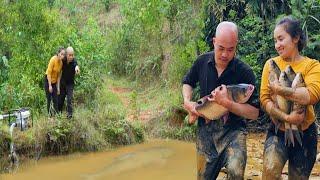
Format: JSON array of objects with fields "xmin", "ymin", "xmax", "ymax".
[
  {"xmin": 260, "ymin": 56, "xmax": 320, "ymax": 131},
  {"xmin": 45, "ymin": 55, "xmax": 62, "ymax": 84}
]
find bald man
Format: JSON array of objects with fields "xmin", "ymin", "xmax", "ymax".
[
  {"xmin": 182, "ymin": 22, "xmax": 260, "ymax": 179},
  {"xmin": 58, "ymin": 46, "xmax": 80, "ymax": 119}
]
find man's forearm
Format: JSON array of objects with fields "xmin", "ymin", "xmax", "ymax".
[
  {"xmin": 182, "ymin": 84, "xmax": 193, "ymax": 103},
  {"xmin": 225, "ymin": 101, "xmax": 259, "ymax": 120}
]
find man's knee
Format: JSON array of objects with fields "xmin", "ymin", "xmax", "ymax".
[{"xmin": 226, "ymin": 156, "xmax": 245, "ymax": 180}]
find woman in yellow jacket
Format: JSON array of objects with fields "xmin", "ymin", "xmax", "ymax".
[
  {"xmin": 260, "ymin": 16, "xmax": 320, "ymax": 179},
  {"xmin": 44, "ymin": 47, "xmax": 65, "ymax": 116}
]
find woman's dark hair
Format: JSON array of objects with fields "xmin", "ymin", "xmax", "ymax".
[
  {"xmin": 56, "ymin": 46, "xmax": 65, "ymax": 55},
  {"xmin": 276, "ymin": 16, "xmax": 307, "ymax": 52}
]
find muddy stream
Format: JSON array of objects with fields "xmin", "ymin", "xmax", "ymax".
[{"xmin": 2, "ymin": 134, "xmax": 320, "ymax": 180}]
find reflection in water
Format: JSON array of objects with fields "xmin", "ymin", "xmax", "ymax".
[
  {"xmin": 1, "ymin": 139, "xmax": 196, "ymax": 180},
  {"xmin": 83, "ymin": 147, "xmax": 173, "ymax": 179}
]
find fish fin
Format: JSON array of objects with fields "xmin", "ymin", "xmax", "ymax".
[
  {"xmin": 285, "ymin": 128, "xmax": 294, "ymax": 146},
  {"xmin": 293, "ymin": 129, "xmax": 302, "ymax": 146},
  {"xmin": 222, "ymin": 113, "xmax": 229, "ymax": 124},
  {"xmin": 288, "ymin": 128, "xmax": 295, "ymax": 147},
  {"xmin": 299, "ymin": 129, "xmax": 303, "ymax": 139},
  {"xmin": 273, "ymin": 119, "xmax": 281, "ymax": 134},
  {"xmin": 285, "ymin": 129, "xmax": 289, "ymax": 146}
]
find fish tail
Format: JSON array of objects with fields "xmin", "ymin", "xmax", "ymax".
[
  {"xmin": 293, "ymin": 129, "xmax": 302, "ymax": 146},
  {"xmin": 273, "ymin": 120, "xmax": 281, "ymax": 134},
  {"xmin": 284, "ymin": 123, "xmax": 291, "ymax": 146},
  {"xmin": 292, "ymin": 124, "xmax": 302, "ymax": 146},
  {"xmin": 289, "ymin": 128, "xmax": 295, "ymax": 147}
]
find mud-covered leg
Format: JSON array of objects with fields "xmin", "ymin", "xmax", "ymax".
[
  {"xmin": 197, "ymin": 152, "xmax": 207, "ymax": 180},
  {"xmin": 262, "ymin": 134, "xmax": 287, "ymax": 180},
  {"xmin": 196, "ymin": 126, "xmax": 222, "ymax": 180},
  {"xmin": 225, "ymin": 132, "xmax": 247, "ymax": 180},
  {"xmin": 288, "ymin": 123, "xmax": 317, "ymax": 180}
]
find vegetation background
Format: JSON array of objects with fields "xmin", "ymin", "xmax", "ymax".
[{"xmin": 0, "ymin": 0, "xmax": 319, "ymax": 172}]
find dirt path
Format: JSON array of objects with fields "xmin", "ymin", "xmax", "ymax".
[{"xmin": 110, "ymin": 86, "xmax": 155, "ymax": 122}]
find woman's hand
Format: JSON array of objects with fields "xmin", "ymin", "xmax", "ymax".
[
  {"xmin": 49, "ymin": 85, "xmax": 53, "ymax": 93},
  {"xmin": 268, "ymin": 81, "xmax": 281, "ymax": 95},
  {"xmin": 286, "ymin": 110, "xmax": 305, "ymax": 125}
]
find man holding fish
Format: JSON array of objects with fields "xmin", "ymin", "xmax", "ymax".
[
  {"xmin": 260, "ymin": 16, "xmax": 320, "ymax": 179},
  {"xmin": 182, "ymin": 21, "xmax": 260, "ymax": 180}
]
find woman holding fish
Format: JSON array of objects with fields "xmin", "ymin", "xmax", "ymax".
[{"xmin": 260, "ymin": 16, "xmax": 320, "ymax": 179}]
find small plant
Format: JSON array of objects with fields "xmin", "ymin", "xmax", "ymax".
[{"xmin": 102, "ymin": 0, "xmax": 111, "ymax": 11}]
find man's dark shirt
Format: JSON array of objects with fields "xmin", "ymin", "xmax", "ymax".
[
  {"xmin": 182, "ymin": 51, "xmax": 259, "ymax": 128},
  {"xmin": 61, "ymin": 58, "xmax": 78, "ymax": 85}
]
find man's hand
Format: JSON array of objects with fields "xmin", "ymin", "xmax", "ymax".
[
  {"xmin": 183, "ymin": 100, "xmax": 200, "ymax": 124},
  {"xmin": 75, "ymin": 65, "xmax": 80, "ymax": 75},
  {"xmin": 210, "ymin": 85, "xmax": 232, "ymax": 108},
  {"xmin": 57, "ymin": 87, "xmax": 60, "ymax": 95}
]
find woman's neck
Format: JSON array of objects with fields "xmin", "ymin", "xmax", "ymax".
[{"xmin": 283, "ymin": 51, "xmax": 303, "ymax": 62}]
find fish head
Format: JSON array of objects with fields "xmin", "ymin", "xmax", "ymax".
[
  {"xmin": 196, "ymin": 96, "xmax": 209, "ymax": 106},
  {"xmin": 227, "ymin": 84, "xmax": 255, "ymax": 103},
  {"xmin": 291, "ymin": 72, "xmax": 305, "ymax": 88},
  {"xmin": 284, "ymin": 65, "xmax": 296, "ymax": 82},
  {"xmin": 279, "ymin": 71, "xmax": 291, "ymax": 87},
  {"xmin": 269, "ymin": 59, "xmax": 281, "ymax": 77}
]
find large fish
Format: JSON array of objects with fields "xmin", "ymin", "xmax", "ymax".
[
  {"xmin": 269, "ymin": 63, "xmax": 304, "ymax": 146},
  {"xmin": 195, "ymin": 84, "xmax": 255, "ymax": 121},
  {"xmin": 290, "ymin": 72, "xmax": 306, "ymax": 146},
  {"xmin": 277, "ymin": 70, "xmax": 295, "ymax": 146},
  {"xmin": 268, "ymin": 59, "xmax": 282, "ymax": 132}
]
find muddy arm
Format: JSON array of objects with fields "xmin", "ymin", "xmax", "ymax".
[
  {"xmin": 270, "ymin": 85, "xmax": 310, "ymax": 105},
  {"xmin": 223, "ymin": 101, "xmax": 259, "ymax": 120},
  {"xmin": 266, "ymin": 101, "xmax": 305, "ymax": 124},
  {"xmin": 182, "ymin": 84, "xmax": 200, "ymax": 123}
]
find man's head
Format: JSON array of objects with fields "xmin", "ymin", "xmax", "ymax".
[
  {"xmin": 212, "ymin": 21, "xmax": 238, "ymax": 67},
  {"xmin": 66, "ymin": 46, "xmax": 75, "ymax": 63}
]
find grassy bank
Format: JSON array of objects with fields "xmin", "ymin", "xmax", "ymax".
[{"xmin": 0, "ymin": 76, "xmax": 146, "ymax": 172}]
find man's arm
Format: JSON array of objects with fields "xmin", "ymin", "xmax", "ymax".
[
  {"xmin": 75, "ymin": 65, "xmax": 80, "ymax": 74},
  {"xmin": 182, "ymin": 84, "xmax": 200, "ymax": 123},
  {"xmin": 213, "ymin": 85, "xmax": 259, "ymax": 120},
  {"xmin": 73, "ymin": 59, "xmax": 80, "ymax": 75}
]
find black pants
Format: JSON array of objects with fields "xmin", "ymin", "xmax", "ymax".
[
  {"xmin": 58, "ymin": 83, "xmax": 74, "ymax": 118},
  {"xmin": 197, "ymin": 120, "xmax": 247, "ymax": 180},
  {"xmin": 262, "ymin": 122, "xmax": 317, "ymax": 179},
  {"xmin": 44, "ymin": 76, "xmax": 59, "ymax": 117}
]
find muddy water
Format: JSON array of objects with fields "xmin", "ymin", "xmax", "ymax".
[
  {"xmin": 1, "ymin": 139, "xmax": 196, "ymax": 180},
  {"xmin": 2, "ymin": 135, "xmax": 320, "ymax": 180}
]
